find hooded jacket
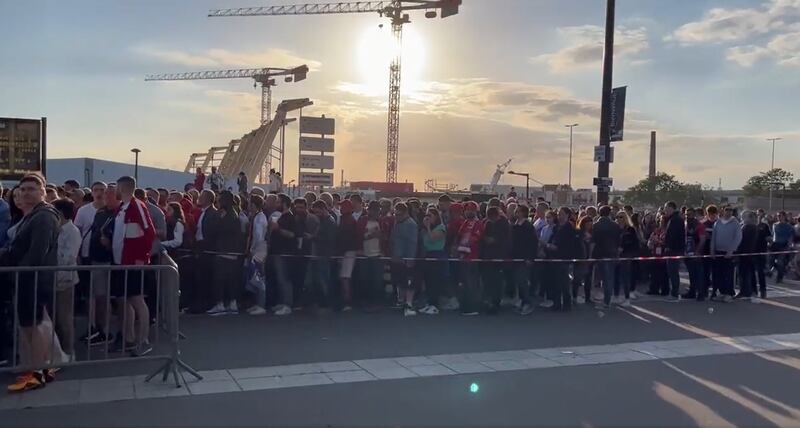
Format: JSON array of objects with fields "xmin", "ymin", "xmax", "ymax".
[{"xmin": 4, "ymin": 202, "xmax": 61, "ymax": 289}]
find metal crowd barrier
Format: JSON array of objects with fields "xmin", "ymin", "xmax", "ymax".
[{"xmin": 0, "ymin": 255, "xmax": 202, "ymax": 387}]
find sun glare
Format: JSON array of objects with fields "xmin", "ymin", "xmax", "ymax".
[{"xmin": 356, "ymin": 24, "xmax": 426, "ymax": 97}]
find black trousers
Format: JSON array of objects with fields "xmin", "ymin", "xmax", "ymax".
[
  {"xmin": 480, "ymin": 262, "xmax": 504, "ymax": 308},
  {"xmin": 712, "ymin": 253, "xmax": 735, "ymax": 297},
  {"xmin": 550, "ymin": 264, "xmax": 572, "ymax": 310},
  {"xmin": 212, "ymin": 256, "xmax": 243, "ymax": 304}
]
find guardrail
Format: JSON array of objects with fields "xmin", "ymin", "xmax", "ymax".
[{"xmin": 0, "ymin": 255, "xmax": 201, "ymax": 387}]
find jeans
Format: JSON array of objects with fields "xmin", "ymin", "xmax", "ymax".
[
  {"xmin": 481, "ymin": 262, "xmax": 504, "ymax": 308},
  {"xmin": 596, "ymin": 260, "xmax": 617, "ymax": 305},
  {"xmin": 614, "ymin": 260, "xmax": 631, "ymax": 299},
  {"xmin": 665, "ymin": 258, "xmax": 681, "ymax": 297},
  {"xmin": 360, "ymin": 257, "xmax": 385, "ymax": 305},
  {"xmin": 271, "ymin": 255, "xmax": 294, "ymax": 307},
  {"xmin": 459, "ymin": 261, "xmax": 482, "ymax": 313},
  {"xmin": 701, "ymin": 258, "xmax": 714, "ymax": 298},
  {"xmin": 515, "ymin": 263, "xmax": 532, "ymax": 305},
  {"xmin": 739, "ymin": 256, "xmax": 755, "ymax": 297},
  {"xmin": 550, "ymin": 263, "xmax": 572, "ymax": 310},
  {"xmin": 422, "ymin": 251, "xmax": 448, "ymax": 306},
  {"xmin": 712, "ymin": 252, "xmax": 735, "ymax": 296},
  {"xmin": 306, "ymin": 257, "xmax": 331, "ymax": 307},
  {"xmin": 212, "ymin": 256, "xmax": 242, "ymax": 304},
  {"xmin": 685, "ymin": 258, "xmax": 704, "ymax": 297}
]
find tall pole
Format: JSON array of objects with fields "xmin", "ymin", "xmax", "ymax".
[
  {"xmin": 767, "ymin": 137, "xmax": 782, "ymax": 212},
  {"xmin": 131, "ymin": 148, "xmax": 141, "ymax": 182},
  {"xmin": 525, "ymin": 174, "xmax": 530, "ymax": 202},
  {"xmin": 596, "ymin": 0, "xmax": 615, "ymax": 206},
  {"xmin": 565, "ymin": 124, "xmax": 578, "ymax": 188}
]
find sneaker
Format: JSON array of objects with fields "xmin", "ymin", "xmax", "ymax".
[
  {"xmin": 7, "ymin": 372, "xmax": 45, "ymax": 393},
  {"xmin": 248, "ymin": 305, "xmax": 267, "ymax": 315},
  {"xmin": 666, "ymin": 295, "xmax": 681, "ymax": 302},
  {"xmin": 611, "ymin": 295, "xmax": 623, "ymax": 305},
  {"xmin": 461, "ymin": 311, "xmax": 480, "ymax": 316},
  {"xmin": 629, "ymin": 291, "xmax": 639, "ymax": 300},
  {"xmin": 131, "ymin": 342, "xmax": 153, "ymax": 357},
  {"xmin": 442, "ymin": 297, "xmax": 460, "ymax": 311},
  {"xmin": 760, "ymin": 291, "xmax": 767, "ymax": 299},
  {"xmin": 80, "ymin": 328, "xmax": 100, "ymax": 342},
  {"xmin": 750, "ymin": 297, "xmax": 762, "ymax": 304},
  {"xmin": 419, "ymin": 305, "xmax": 440, "ymax": 315},
  {"xmin": 88, "ymin": 332, "xmax": 114, "ymax": 347},
  {"xmin": 404, "ymin": 306, "xmax": 417, "ymax": 317},
  {"xmin": 206, "ymin": 302, "xmax": 226, "ymax": 316},
  {"xmin": 520, "ymin": 303, "xmax": 534, "ymax": 316},
  {"xmin": 273, "ymin": 305, "xmax": 292, "ymax": 316},
  {"xmin": 620, "ymin": 299, "xmax": 632, "ymax": 308},
  {"xmin": 721, "ymin": 295, "xmax": 733, "ymax": 303},
  {"xmin": 575, "ymin": 295, "xmax": 586, "ymax": 305},
  {"xmin": 43, "ymin": 368, "xmax": 57, "ymax": 383},
  {"xmin": 500, "ymin": 297, "xmax": 515, "ymax": 307},
  {"xmin": 341, "ymin": 305, "xmax": 353, "ymax": 312},
  {"xmin": 270, "ymin": 304, "xmax": 282, "ymax": 312},
  {"xmin": 226, "ymin": 300, "xmax": 239, "ymax": 314},
  {"xmin": 539, "ymin": 300, "xmax": 554, "ymax": 309}
]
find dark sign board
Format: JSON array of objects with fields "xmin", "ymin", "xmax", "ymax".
[
  {"xmin": 0, "ymin": 117, "xmax": 46, "ymax": 181},
  {"xmin": 609, "ymin": 86, "xmax": 626, "ymax": 142}
]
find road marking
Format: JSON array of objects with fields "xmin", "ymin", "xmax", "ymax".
[{"xmin": 2, "ymin": 332, "xmax": 799, "ymax": 411}]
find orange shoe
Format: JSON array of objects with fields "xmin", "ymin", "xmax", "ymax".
[{"xmin": 7, "ymin": 371, "xmax": 45, "ymax": 393}]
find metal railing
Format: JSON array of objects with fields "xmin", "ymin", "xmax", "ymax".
[{"xmin": 0, "ymin": 255, "xmax": 201, "ymax": 387}]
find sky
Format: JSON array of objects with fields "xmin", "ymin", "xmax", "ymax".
[{"xmin": 1, "ymin": 0, "xmax": 799, "ymax": 190}]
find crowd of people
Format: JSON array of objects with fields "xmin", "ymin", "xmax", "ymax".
[{"xmin": 2, "ymin": 171, "xmax": 800, "ymax": 393}]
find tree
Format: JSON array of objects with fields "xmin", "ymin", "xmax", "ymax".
[
  {"xmin": 624, "ymin": 172, "xmax": 717, "ymax": 208},
  {"xmin": 743, "ymin": 168, "xmax": 795, "ymax": 197}
]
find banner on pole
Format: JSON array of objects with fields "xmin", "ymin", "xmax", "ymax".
[{"xmin": 609, "ymin": 86, "xmax": 626, "ymax": 142}]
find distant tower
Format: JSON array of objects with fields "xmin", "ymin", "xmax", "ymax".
[{"xmin": 649, "ymin": 131, "xmax": 657, "ymax": 178}]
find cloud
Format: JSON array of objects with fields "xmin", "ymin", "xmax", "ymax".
[
  {"xmin": 531, "ymin": 26, "xmax": 649, "ymax": 72},
  {"xmin": 133, "ymin": 46, "xmax": 322, "ymax": 70},
  {"xmin": 668, "ymin": 0, "xmax": 800, "ymax": 68}
]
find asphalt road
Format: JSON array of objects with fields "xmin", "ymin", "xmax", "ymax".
[{"xmin": 3, "ymin": 289, "xmax": 800, "ymax": 427}]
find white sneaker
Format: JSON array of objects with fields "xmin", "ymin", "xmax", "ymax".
[
  {"xmin": 630, "ymin": 291, "xmax": 639, "ymax": 300},
  {"xmin": 227, "ymin": 300, "xmax": 239, "ymax": 314},
  {"xmin": 273, "ymin": 305, "xmax": 292, "ymax": 316},
  {"xmin": 206, "ymin": 302, "xmax": 226, "ymax": 316},
  {"xmin": 419, "ymin": 305, "xmax": 439, "ymax": 315},
  {"xmin": 610, "ymin": 296, "xmax": 622, "ymax": 305},
  {"xmin": 404, "ymin": 307, "xmax": 417, "ymax": 316},
  {"xmin": 575, "ymin": 296, "xmax": 586, "ymax": 305},
  {"xmin": 539, "ymin": 300, "xmax": 554, "ymax": 309},
  {"xmin": 620, "ymin": 299, "xmax": 632, "ymax": 308},
  {"xmin": 750, "ymin": 297, "xmax": 761, "ymax": 304},
  {"xmin": 512, "ymin": 297, "xmax": 522, "ymax": 309},
  {"xmin": 722, "ymin": 295, "xmax": 733, "ymax": 303},
  {"xmin": 341, "ymin": 305, "xmax": 353, "ymax": 312},
  {"xmin": 520, "ymin": 304, "xmax": 534, "ymax": 316},
  {"xmin": 500, "ymin": 297, "xmax": 514, "ymax": 307},
  {"xmin": 248, "ymin": 305, "xmax": 267, "ymax": 315}
]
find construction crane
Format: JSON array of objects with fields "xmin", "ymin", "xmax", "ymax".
[
  {"xmin": 208, "ymin": 0, "xmax": 462, "ymax": 183},
  {"xmin": 485, "ymin": 158, "xmax": 512, "ymax": 193},
  {"xmin": 144, "ymin": 65, "xmax": 309, "ymax": 124}
]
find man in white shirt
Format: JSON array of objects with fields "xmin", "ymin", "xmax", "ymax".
[
  {"xmin": 73, "ymin": 182, "xmax": 106, "ymax": 265},
  {"xmin": 247, "ymin": 195, "xmax": 268, "ymax": 314}
]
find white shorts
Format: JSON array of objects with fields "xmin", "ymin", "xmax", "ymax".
[{"xmin": 339, "ymin": 251, "xmax": 357, "ymax": 279}]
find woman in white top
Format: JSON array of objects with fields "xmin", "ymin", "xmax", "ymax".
[
  {"xmin": 52, "ymin": 199, "xmax": 82, "ymax": 360},
  {"xmin": 161, "ymin": 203, "xmax": 186, "ymax": 251}
]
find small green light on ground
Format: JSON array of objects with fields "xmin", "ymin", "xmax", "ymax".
[{"xmin": 470, "ymin": 383, "xmax": 479, "ymax": 393}]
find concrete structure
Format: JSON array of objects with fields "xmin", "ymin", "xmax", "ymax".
[{"xmin": 46, "ymin": 158, "xmax": 194, "ymax": 190}]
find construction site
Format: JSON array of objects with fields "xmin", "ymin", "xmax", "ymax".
[{"xmin": 138, "ymin": 0, "xmax": 534, "ymax": 201}]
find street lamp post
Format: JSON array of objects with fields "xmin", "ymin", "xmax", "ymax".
[
  {"xmin": 508, "ymin": 171, "xmax": 530, "ymax": 202},
  {"xmin": 767, "ymin": 138, "xmax": 782, "ymax": 211},
  {"xmin": 131, "ymin": 148, "xmax": 141, "ymax": 182},
  {"xmin": 565, "ymin": 124, "xmax": 579, "ymax": 188}
]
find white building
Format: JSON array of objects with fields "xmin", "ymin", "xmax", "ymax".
[{"xmin": 46, "ymin": 158, "xmax": 195, "ymax": 190}]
